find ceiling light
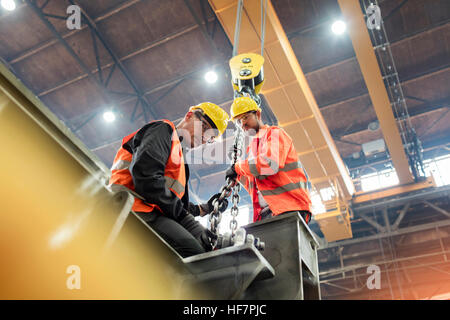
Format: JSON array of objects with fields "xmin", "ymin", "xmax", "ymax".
[
  {"xmin": 204, "ymin": 70, "xmax": 218, "ymax": 84},
  {"xmin": 103, "ymin": 111, "xmax": 116, "ymax": 123},
  {"xmin": 368, "ymin": 120, "xmax": 380, "ymax": 131},
  {"xmin": 331, "ymin": 20, "xmax": 346, "ymax": 35},
  {"xmin": 1, "ymin": 0, "xmax": 16, "ymax": 11}
]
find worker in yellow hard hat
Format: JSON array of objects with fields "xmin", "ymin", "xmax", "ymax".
[
  {"xmin": 109, "ymin": 102, "xmax": 230, "ymax": 257},
  {"xmin": 187, "ymin": 102, "xmax": 229, "ymax": 147},
  {"xmin": 225, "ymin": 96, "xmax": 312, "ymax": 224}
]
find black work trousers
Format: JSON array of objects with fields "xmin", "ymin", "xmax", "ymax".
[
  {"xmin": 260, "ymin": 209, "xmax": 312, "ymax": 224},
  {"xmin": 136, "ymin": 212, "xmax": 205, "ymax": 258}
]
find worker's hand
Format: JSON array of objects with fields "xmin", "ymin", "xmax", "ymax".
[
  {"xmin": 188, "ymin": 203, "xmax": 202, "ymax": 217},
  {"xmin": 198, "ymin": 228, "xmax": 217, "ymax": 251},
  {"xmin": 225, "ymin": 164, "xmax": 238, "ymax": 182},
  {"xmin": 203, "ymin": 193, "xmax": 228, "ymax": 215}
]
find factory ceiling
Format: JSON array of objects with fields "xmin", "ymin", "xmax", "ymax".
[{"xmin": 0, "ymin": 0, "xmax": 448, "ymax": 200}]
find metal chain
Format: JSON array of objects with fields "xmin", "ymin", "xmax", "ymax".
[
  {"xmin": 229, "ymin": 183, "xmax": 241, "ymax": 235},
  {"xmin": 228, "ymin": 127, "xmax": 244, "ymax": 236},
  {"xmin": 209, "ymin": 179, "xmax": 234, "ymax": 236},
  {"xmin": 209, "ymin": 127, "xmax": 245, "ymax": 243},
  {"xmin": 260, "ymin": 0, "xmax": 268, "ymax": 56},
  {"xmin": 232, "ymin": 0, "xmax": 244, "ymax": 57}
]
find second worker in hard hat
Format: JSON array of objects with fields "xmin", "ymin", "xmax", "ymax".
[
  {"xmin": 225, "ymin": 97, "xmax": 312, "ymax": 224},
  {"xmin": 109, "ymin": 102, "xmax": 230, "ymax": 257}
]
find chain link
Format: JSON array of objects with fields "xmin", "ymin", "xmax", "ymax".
[
  {"xmin": 209, "ymin": 178, "xmax": 234, "ymax": 236},
  {"xmin": 209, "ymin": 127, "xmax": 245, "ymax": 244},
  {"xmin": 229, "ymin": 184, "xmax": 241, "ymax": 235}
]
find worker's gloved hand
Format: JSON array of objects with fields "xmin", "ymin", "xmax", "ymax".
[
  {"xmin": 198, "ymin": 228, "xmax": 217, "ymax": 252},
  {"xmin": 225, "ymin": 164, "xmax": 238, "ymax": 182},
  {"xmin": 201, "ymin": 193, "xmax": 228, "ymax": 215},
  {"xmin": 179, "ymin": 214, "xmax": 216, "ymax": 251},
  {"xmin": 188, "ymin": 203, "xmax": 201, "ymax": 217}
]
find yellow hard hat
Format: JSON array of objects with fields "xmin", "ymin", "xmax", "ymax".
[
  {"xmin": 230, "ymin": 97, "xmax": 261, "ymax": 121},
  {"xmin": 190, "ymin": 102, "xmax": 229, "ymax": 136}
]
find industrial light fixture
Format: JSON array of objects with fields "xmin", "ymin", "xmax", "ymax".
[
  {"xmin": 331, "ymin": 20, "xmax": 346, "ymax": 35},
  {"xmin": 1, "ymin": 0, "xmax": 16, "ymax": 11},
  {"xmin": 103, "ymin": 110, "xmax": 116, "ymax": 123},
  {"xmin": 368, "ymin": 120, "xmax": 380, "ymax": 131},
  {"xmin": 204, "ymin": 70, "xmax": 218, "ymax": 84}
]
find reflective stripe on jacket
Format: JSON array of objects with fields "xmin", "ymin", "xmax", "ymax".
[
  {"xmin": 235, "ymin": 125, "xmax": 311, "ymax": 221},
  {"xmin": 108, "ymin": 120, "xmax": 186, "ymax": 213}
]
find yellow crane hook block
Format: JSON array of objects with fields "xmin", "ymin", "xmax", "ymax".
[{"xmin": 229, "ymin": 53, "xmax": 265, "ymax": 96}]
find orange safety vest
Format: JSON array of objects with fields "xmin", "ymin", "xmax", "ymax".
[
  {"xmin": 108, "ymin": 120, "xmax": 186, "ymax": 213},
  {"xmin": 235, "ymin": 125, "xmax": 311, "ymax": 221}
]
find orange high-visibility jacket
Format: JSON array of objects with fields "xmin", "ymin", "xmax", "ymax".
[
  {"xmin": 234, "ymin": 125, "xmax": 311, "ymax": 221},
  {"xmin": 109, "ymin": 119, "xmax": 186, "ymax": 213}
]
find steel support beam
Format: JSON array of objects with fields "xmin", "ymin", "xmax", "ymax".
[
  {"xmin": 359, "ymin": 213, "xmax": 386, "ymax": 233},
  {"xmin": 383, "ymin": 0, "xmax": 409, "ymax": 22},
  {"xmin": 321, "ymin": 263, "xmax": 450, "ymax": 299},
  {"xmin": 68, "ymin": 0, "xmax": 157, "ymax": 122},
  {"xmin": 423, "ymin": 200, "xmax": 450, "ymax": 219},
  {"xmin": 319, "ymin": 64, "xmax": 450, "ymax": 111},
  {"xmin": 25, "ymin": 0, "xmax": 113, "ymax": 105},
  {"xmin": 9, "ymin": 0, "xmax": 142, "ymax": 65},
  {"xmin": 183, "ymin": 0, "xmax": 227, "ymax": 59},
  {"xmin": 338, "ymin": 0, "xmax": 414, "ymax": 184},
  {"xmin": 392, "ymin": 202, "xmax": 410, "ymax": 230},
  {"xmin": 352, "ymin": 184, "xmax": 450, "ymax": 214},
  {"xmin": 25, "ymin": 0, "xmax": 155, "ymax": 129},
  {"xmin": 320, "ymin": 250, "xmax": 450, "ymax": 277},
  {"xmin": 31, "ymin": 13, "xmax": 448, "ymax": 123},
  {"xmin": 352, "ymin": 177, "xmax": 436, "ymax": 205},
  {"xmin": 320, "ymin": 217, "xmax": 450, "ymax": 250}
]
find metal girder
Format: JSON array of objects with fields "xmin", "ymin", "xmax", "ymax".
[
  {"xmin": 25, "ymin": 0, "xmax": 111, "ymax": 107},
  {"xmin": 335, "ymin": 100, "xmax": 450, "ymax": 140},
  {"xmin": 24, "ymin": 0, "xmax": 157, "ymax": 128},
  {"xmin": 359, "ymin": 213, "xmax": 386, "ymax": 233},
  {"xmin": 9, "ymin": 0, "xmax": 142, "ymax": 65},
  {"xmin": 68, "ymin": 0, "xmax": 157, "ymax": 122},
  {"xmin": 420, "ymin": 108, "xmax": 450, "ymax": 138},
  {"xmin": 35, "ymin": 23, "xmax": 203, "ymax": 98},
  {"xmin": 352, "ymin": 177, "xmax": 436, "ymax": 205},
  {"xmin": 320, "ymin": 216, "xmax": 450, "ymax": 250},
  {"xmin": 392, "ymin": 202, "xmax": 410, "ymax": 230},
  {"xmin": 423, "ymin": 200, "xmax": 450, "ymax": 219},
  {"xmin": 353, "ymin": 184, "xmax": 450, "ymax": 214},
  {"xmin": 319, "ymin": 234, "xmax": 450, "ymax": 275},
  {"xmin": 66, "ymin": 60, "xmax": 227, "ymax": 131},
  {"xmin": 313, "ymin": 184, "xmax": 450, "ymax": 247},
  {"xmin": 320, "ymin": 250, "xmax": 450, "ymax": 278},
  {"xmin": 183, "ymin": 0, "xmax": 227, "ymax": 59},
  {"xmin": 338, "ymin": 0, "xmax": 414, "ymax": 184},
  {"xmin": 383, "ymin": 0, "xmax": 409, "ymax": 22},
  {"xmin": 319, "ymin": 64, "xmax": 450, "ymax": 111},
  {"xmin": 321, "ymin": 261, "xmax": 450, "ymax": 299},
  {"xmin": 30, "ymin": 14, "xmax": 449, "ymax": 120}
]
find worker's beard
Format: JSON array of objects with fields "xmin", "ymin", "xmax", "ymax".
[{"xmin": 243, "ymin": 123, "xmax": 259, "ymax": 137}]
